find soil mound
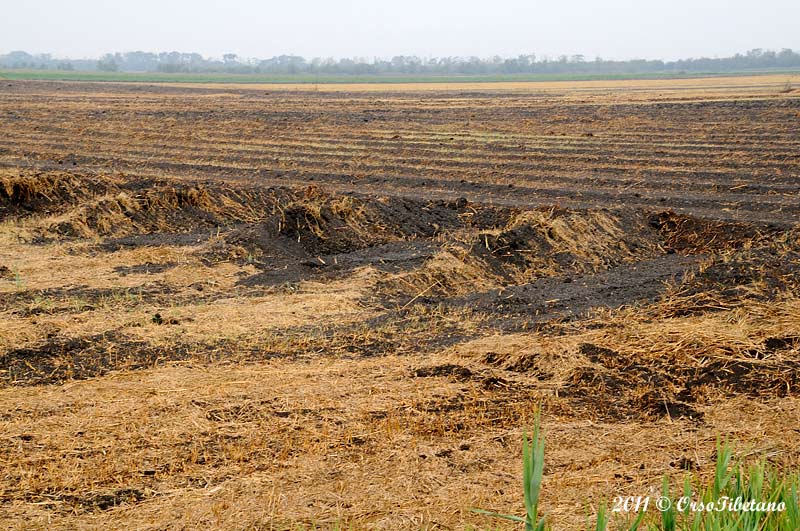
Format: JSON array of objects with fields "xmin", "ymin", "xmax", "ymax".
[
  {"xmin": 649, "ymin": 210, "xmax": 782, "ymax": 253},
  {"xmin": 380, "ymin": 206, "xmax": 662, "ymax": 297},
  {"xmin": 6, "ymin": 172, "xmax": 794, "ymax": 307},
  {"xmin": 0, "ymin": 170, "xmax": 109, "ymax": 219},
  {"xmin": 43, "ymin": 182, "xmax": 284, "ymax": 239},
  {"xmin": 215, "ymin": 189, "xmax": 471, "ymax": 267}
]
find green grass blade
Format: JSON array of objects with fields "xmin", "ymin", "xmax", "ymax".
[{"xmin": 470, "ymin": 508, "xmax": 528, "ymax": 524}]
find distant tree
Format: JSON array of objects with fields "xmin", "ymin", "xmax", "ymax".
[
  {"xmin": 3, "ymin": 50, "xmax": 34, "ymax": 68},
  {"xmin": 96, "ymin": 54, "xmax": 119, "ymax": 72},
  {"xmin": 122, "ymin": 51, "xmax": 159, "ymax": 71}
]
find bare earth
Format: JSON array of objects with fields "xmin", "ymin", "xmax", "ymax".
[{"xmin": 1, "ymin": 76, "xmax": 799, "ymax": 530}]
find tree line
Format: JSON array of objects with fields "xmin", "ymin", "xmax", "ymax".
[{"xmin": 2, "ymin": 48, "xmax": 799, "ymax": 75}]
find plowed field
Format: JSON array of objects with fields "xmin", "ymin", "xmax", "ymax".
[{"xmin": 1, "ymin": 76, "xmax": 799, "ymax": 530}]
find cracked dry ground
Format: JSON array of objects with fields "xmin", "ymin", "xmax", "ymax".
[{"xmin": 1, "ymin": 76, "xmax": 799, "ymax": 530}]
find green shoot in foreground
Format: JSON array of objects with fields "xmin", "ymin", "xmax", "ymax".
[{"xmin": 474, "ymin": 412, "xmax": 799, "ymax": 531}]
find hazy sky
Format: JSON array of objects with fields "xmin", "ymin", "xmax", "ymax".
[{"xmin": 2, "ymin": 0, "xmax": 799, "ymax": 60}]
